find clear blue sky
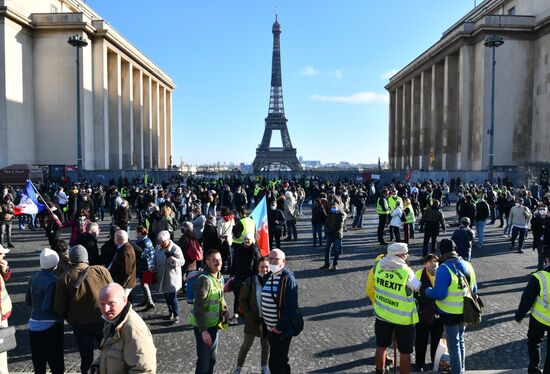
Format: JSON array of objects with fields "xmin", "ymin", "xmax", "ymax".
[{"xmin": 86, "ymin": 0, "xmax": 476, "ymax": 166}]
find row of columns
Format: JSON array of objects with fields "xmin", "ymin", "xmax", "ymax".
[
  {"xmin": 93, "ymin": 42, "xmax": 172, "ymax": 170},
  {"xmin": 388, "ymin": 48, "xmax": 475, "ymax": 171}
]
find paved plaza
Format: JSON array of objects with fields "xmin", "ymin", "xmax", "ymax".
[{"xmin": 6, "ymin": 205, "xmax": 536, "ymax": 373}]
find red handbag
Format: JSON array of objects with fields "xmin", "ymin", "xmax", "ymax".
[
  {"xmin": 187, "ymin": 239, "xmax": 203, "ymax": 262},
  {"xmin": 142, "ymin": 271, "xmax": 157, "ymax": 285}
]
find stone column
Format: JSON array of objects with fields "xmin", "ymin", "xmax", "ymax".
[
  {"xmin": 159, "ymin": 86, "xmax": 166, "ymax": 169},
  {"xmin": 133, "ymin": 68, "xmax": 144, "ymax": 169},
  {"xmin": 444, "ymin": 54, "xmax": 460, "ymax": 170},
  {"xmin": 402, "ymin": 82, "xmax": 411, "ymax": 169},
  {"xmin": 143, "ymin": 75, "xmax": 152, "ymax": 169},
  {"xmin": 411, "ymin": 76, "xmax": 421, "ymax": 169},
  {"xmin": 388, "ymin": 90, "xmax": 396, "ymax": 170},
  {"xmin": 121, "ymin": 60, "xmax": 133, "ymax": 169},
  {"xmin": 166, "ymin": 90, "xmax": 172, "ymax": 168},
  {"xmin": 395, "ymin": 87, "xmax": 402, "ymax": 170},
  {"xmin": 459, "ymin": 45, "xmax": 473, "ymax": 171},
  {"xmin": 420, "ymin": 69, "xmax": 432, "ymax": 170},
  {"xmin": 107, "ymin": 51, "xmax": 122, "ymax": 170},
  {"xmin": 151, "ymin": 81, "xmax": 159, "ymax": 169},
  {"xmin": 92, "ymin": 40, "xmax": 109, "ymax": 169},
  {"xmin": 431, "ymin": 63, "xmax": 445, "ymax": 170}
]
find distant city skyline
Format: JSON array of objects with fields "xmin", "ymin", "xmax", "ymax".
[{"xmin": 86, "ymin": 0, "xmax": 477, "ymax": 166}]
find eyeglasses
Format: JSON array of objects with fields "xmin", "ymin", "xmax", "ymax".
[{"xmin": 268, "ymin": 257, "xmax": 283, "ymax": 263}]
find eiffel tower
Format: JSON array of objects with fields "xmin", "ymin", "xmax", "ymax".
[{"xmin": 252, "ymin": 15, "xmax": 303, "ymax": 172}]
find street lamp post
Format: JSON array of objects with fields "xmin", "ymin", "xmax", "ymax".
[
  {"xmin": 484, "ymin": 34, "xmax": 504, "ymax": 182},
  {"xmin": 67, "ymin": 34, "xmax": 88, "ymax": 181}
]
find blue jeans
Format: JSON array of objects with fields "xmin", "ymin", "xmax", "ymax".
[
  {"xmin": 511, "ymin": 226, "xmax": 528, "ymax": 251},
  {"xmin": 475, "ymin": 220, "xmax": 486, "ymax": 247},
  {"xmin": 18, "ymin": 214, "xmax": 26, "ymax": 229},
  {"xmin": 193, "ymin": 326, "xmax": 218, "ymax": 374},
  {"xmin": 352, "ymin": 210, "xmax": 364, "ymax": 227},
  {"xmin": 164, "ymin": 292, "xmax": 179, "ymax": 317},
  {"xmin": 201, "ymin": 202, "xmax": 210, "ymax": 217},
  {"xmin": 297, "ymin": 199, "xmax": 304, "ymax": 215},
  {"xmin": 98, "ymin": 207, "xmax": 105, "ymax": 221},
  {"xmin": 312, "ymin": 223, "xmax": 323, "ymax": 246},
  {"xmin": 445, "ymin": 323, "xmax": 466, "ymax": 374},
  {"xmin": 324, "ymin": 236, "xmax": 342, "ymax": 266}
]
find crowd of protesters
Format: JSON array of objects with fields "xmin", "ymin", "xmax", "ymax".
[{"xmin": 1, "ymin": 174, "xmax": 550, "ymax": 373}]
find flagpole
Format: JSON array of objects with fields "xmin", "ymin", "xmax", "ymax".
[{"xmin": 27, "ymin": 179, "xmax": 55, "ymax": 216}]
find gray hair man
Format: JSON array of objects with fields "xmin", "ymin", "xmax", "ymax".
[
  {"xmin": 109, "ymin": 230, "xmax": 136, "ymax": 297},
  {"xmin": 261, "ymin": 248, "xmax": 300, "ymax": 374}
]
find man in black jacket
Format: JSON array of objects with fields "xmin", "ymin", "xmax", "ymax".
[
  {"xmin": 475, "ymin": 195, "xmax": 490, "ymax": 249},
  {"xmin": 320, "ymin": 201, "xmax": 345, "ymax": 271},
  {"xmin": 76, "ymin": 222, "xmax": 100, "ymax": 265},
  {"xmin": 419, "ymin": 201, "xmax": 446, "ymax": 257},
  {"xmin": 458, "ymin": 195, "xmax": 476, "ymax": 228},
  {"xmin": 516, "ymin": 247, "xmax": 550, "ymax": 373}
]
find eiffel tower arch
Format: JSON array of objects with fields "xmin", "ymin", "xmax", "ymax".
[{"xmin": 252, "ymin": 15, "xmax": 303, "ymax": 172}]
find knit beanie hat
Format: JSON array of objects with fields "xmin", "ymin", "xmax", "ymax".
[
  {"xmin": 40, "ymin": 248, "xmax": 59, "ymax": 269},
  {"xmin": 69, "ymin": 245, "xmax": 89, "ymax": 264},
  {"xmin": 387, "ymin": 242, "xmax": 408, "ymax": 256},
  {"xmin": 439, "ymin": 239, "xmax": 455, "ymax": 255}
]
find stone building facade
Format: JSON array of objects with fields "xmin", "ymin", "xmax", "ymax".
[
  {"xmin": 0, "ymin": 0, "xmax": 175, "ymax": 170},
  {"xmin": 386, "ymin": 0, "xmax": 550, "ymax": 171}
]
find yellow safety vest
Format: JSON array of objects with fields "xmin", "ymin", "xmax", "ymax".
[
  {"xmin": 188, "ymin": 273, "xmax": 225, "ymax": 329},
  {"xmin": 465, "ymin": 261, "xmax": 476, "ymax": 287},
  {"xmin": 435, "ymin": 263, "xmax": 475, "ymax": 315},
  {"xmin": 532, "ymin": 271, "xmax": 550, "ymax": 327},
  {"xmin": 376, "ymin": 198, "xmax": 390, "ymax": 215},
  {"xmin": 373, "ymin": 262, "xmax": 419, "ymax": 325},
  {"xmin": 232, "ymin": 217, "xmax": 255, "ymax": 245},
  {"xmin": 388, "ymin": 196, "xmax": 402, "ymax": 211},
  {"xmin": 404, "ymin": 205, "xmax": 415, "ymax": 224},
  {"xmin": 254, "ymin": 186, "xmax": 262, "ymax": 197},
  {"xmin": 0, "ymin": 275, "xmax": 12, "ymax": 320}
]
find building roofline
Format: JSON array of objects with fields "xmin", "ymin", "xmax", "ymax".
[
  {"xmin": 1, "ymin": 1, "xmax": 175, "ymax": 90},
  {"xmin": 384, "ymin": 0, "xmax": 516, "ymax": 90}
]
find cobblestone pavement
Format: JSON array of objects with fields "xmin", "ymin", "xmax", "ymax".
[{"xmin": 6, "ymin": 205, "xmax": 536, "ymax": 373}]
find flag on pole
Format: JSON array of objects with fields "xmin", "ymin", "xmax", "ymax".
[
  {"xmin": 250, "ymin": 196, "xmax": 270, "ymax": 257},
  {"xmin": 405, "ymin": 168, "xmax": 413, "ymax": 183},
  {"xmin": 14, "ymin": 180, "xmax": 46, "ymax": 215}
]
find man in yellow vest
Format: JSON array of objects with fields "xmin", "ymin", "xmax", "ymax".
[
  {"xmin": 516, "ymin": 247, "xmax": 550, "ymax": 372},
  {"xmin": 373, "ymin": 243, "xmax": 421, "ymax": 374},
  {"xmin": 189, "ymin": 249, "xmax": 229, "ymax": 374},
  {"xmin": 0, "ymin": 244, "xmax": 12, "ymax": 374},
  {"xmin": 376, "ymin": 189, "xmax": 391, "ymax": 245},
  {"xmin": 425, "ymin": 239, "xmax": 477, "ymax": 374},
  {"xmin": 232, "ymin": 207, "xmax": 256, "ymax": 248},
  {"xmin": 402, "ymin": 198, "xmax": 415, "ymax": 244}
]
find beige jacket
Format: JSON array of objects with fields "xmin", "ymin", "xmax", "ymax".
[{"xmin": 94, "ymin": 306, "xmax": 156, "ymax": 374}]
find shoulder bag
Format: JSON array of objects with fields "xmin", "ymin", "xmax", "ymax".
[
  {"xmin": 455, "ymin": 265, "xmax": 484, "ymax": 327},
  {"xmin": 0, "ymin": 326, "xmax": 16, "ymax": 353}
]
